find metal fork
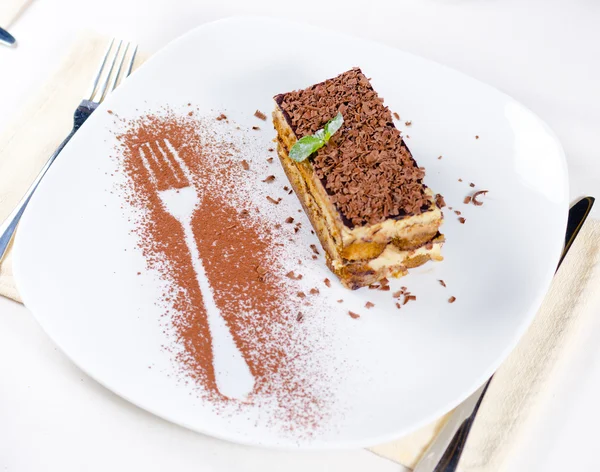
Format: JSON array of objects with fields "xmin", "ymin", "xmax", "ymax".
[
  {"xmin": 0, "ymin": 39, "xmax": 138, "ymax": 261},
  {"xmin": 139, "ymin": 138, "xmax": 255, "ymax": 400}
]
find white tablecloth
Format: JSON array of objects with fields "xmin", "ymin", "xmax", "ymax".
[{"xmin": 1, "ymin": 1, "xmax": 599, "ymax": 471}]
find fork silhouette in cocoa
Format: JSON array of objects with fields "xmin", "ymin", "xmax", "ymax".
[{"xmin": 139, "ymin": 138, "xmax": 255, "ymax": 400}]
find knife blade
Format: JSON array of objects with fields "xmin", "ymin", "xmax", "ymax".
[
  {"xmin": 0, "ymin": 26, "xmax": 17, "ymax": 47},
  {"xmin": 414, "ymin": 196, "xmax": 595, "ymax": 472}
]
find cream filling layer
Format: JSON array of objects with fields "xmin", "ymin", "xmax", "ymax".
[
  {"xmin": 366, "ymin": 242, "xmax": 443, "ymax": 272},
  {"xmin": 340, "ymin": 189, "xmax": 442, "ymax": 246}
]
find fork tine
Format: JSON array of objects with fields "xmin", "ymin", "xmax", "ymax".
[
  {"xmin": 139, "ymin": 144, "xmax": 158, "ymax": 184},
  {"xmin": 162, "ymin": 139, "xmax": 192, "ymax": 185},
  {"xmin": 92, "ymin": 39, "xmax": 122, "ymax": 103},
  {"xmin": 125, "ymin": 44, "xmax": 138, "ymax": 78},
  {"xmin": 108, "ymin": 42, "xmax": 130, "ymax": 93},
  {"xmin": 156, "ymin": 139, "xmax": 187, "ymax": 186},
  {"xmin": 87, "ymin": 38, "xmax": 115, "ymax": 101}
]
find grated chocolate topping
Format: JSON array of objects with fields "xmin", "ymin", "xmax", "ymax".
[{"xmin": 276, "ymin": 68, "xmax": 430, "ymax": 226}]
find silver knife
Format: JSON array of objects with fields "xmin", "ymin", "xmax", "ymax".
[
  {"xmin": 414, "ymin": 196, "xmax": 596, "ymax": 472},
  {"xmin": 0, "ymin": 26, "xmax": 17, "ymax": 47}
]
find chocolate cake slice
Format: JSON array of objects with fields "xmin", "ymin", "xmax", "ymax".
[{"xmin": 273, "ymin": 68, "xmax": 444, "ymax": 289}]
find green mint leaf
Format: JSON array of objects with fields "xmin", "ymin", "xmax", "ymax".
[
  {"xmin": 323, "ymin": 112, "xmax": 344, "ymax": 141},
  {"xmin": 314, "ymin": 129, "xmax": 326, "ymax": 141},
  {"xmin": 288, "ymin": 111, "xmax": 345, "ymax": 162},
  {"xmin": 289, "ymin": 135, "xmax": 325, "ymax": 162}
]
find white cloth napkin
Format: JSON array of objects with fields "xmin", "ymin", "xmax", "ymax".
[
  {"xmin": 0, "ymin": 0, "xmax": 32, "ymax": 28},
  {"xmin": 2, "ymin": 32, "xmax": 600, "ymax": 471}
]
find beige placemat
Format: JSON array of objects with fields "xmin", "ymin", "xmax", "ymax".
[
  {"xmin": 0, "ymin": 0, "xmax": 32, "ymax": 28},
  {"xmin": 2, "ymin": 31, "xmax": 599, "ymax": 471}
]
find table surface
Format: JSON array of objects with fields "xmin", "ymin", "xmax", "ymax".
[{"xmin": 1, "ymin": 0, "xmax": 599, "ymax": 471}]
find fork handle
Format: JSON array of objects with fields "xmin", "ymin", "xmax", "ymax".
[
  {"xmin": 0, "ymin": 130, "xmax": 75, "ymax": 261},
  {"xmin": 0, "ymin": 100, "xmax": 97, "ymax": 262}
]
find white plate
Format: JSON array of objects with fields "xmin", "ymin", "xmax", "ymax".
[{"xmin": 13, "ymin": 17, "xmax": 568, "ymax": 448}]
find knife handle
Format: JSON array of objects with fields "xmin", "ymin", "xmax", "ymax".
[{"xmin": 432, "ymin": 381, "xmax": 491, "ymax": 471}]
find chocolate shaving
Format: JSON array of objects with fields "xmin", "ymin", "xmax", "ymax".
[
  {"xmin": 464, "ymin": 196, "xmax": 471, "ymax": 204},
  {"xmin": 285, "ymin": 217, "xmax": 294, "ymax": 224},
  {"xmin": 254, "ymin": 110, "xmax": 267, "ymax": 121},
  {"xmin": 454, "ymin": 210, "xmax": 461, "ymax": 215},
  {"xmin": 216, "ymin": 113, "xmax": 227, "ymax": 121},
  {"xmin": 266, "ymin": 196, "xmax": 281, "ymax": 204},
  {"xmin": 380, "ymin": 286, "xmax": 391, "ymax": 291},
  {"xmin": 262, "ymin": 175, "xmax": 275, "ymax": 183},
  {"xmin": 337, "ymin": 299, "xmax": 343, "ymax": 303},
  {"xmin": 435, "ymin": 194, "xmax": 446, "ymax": 208},
  {"xmin": 252, "ymin": 126, "xmax": 261, "ymax": 131},
  {"xmin": 472, "ymin": 190, "xmax": 488, "ymax": 206},
  {"xmin": 438, "ymin": 279, "xmax": 447, "ymax": 288},
  {"xmin": 285, "ymin": 271, "xmax": 302, "ymax": 280},
  {"xmin": 395, "ymin": 302, "xmax": 402, "ymax": 309},
  {"xmin": 297, "ymin": 291, "xmax": 306, "ymax": 298},
  {"xmin": 310, "ymin": 244, "xmax": 320, "ymax": 255},
  {"xmin": 296, "ymin": 312, "xmax": 304, "ymax": 322},
  {"xmin": 324, "ymin": 278, "xmax": 331, "ymax": 287},
  {"xmin": 475, "ymin": 135, "xmax": 479, "ymax": 139},
  {"xmin": 469, "ymin": 182, "xmax": 475, "ymax": 187},
  {"xmin": 283, "ymin": 186, "xmax": 290, "ymax": 191},
  {"xmin": 458, "ymin": 178, "xmax": 463, "ymax": 182},
  {"xmin": 266, "ymin": 157, "xmax": 274, "ymax": 163},
  {"xmin": 311, "ymin": 255, "xmax": 318, "ymax": 260},
  {"xmin": 393, "ymin": 112, "xmax": 400, "ymax": 120},
  {"xmin": 368, "ymin": 284, "xmax": 380, "ymax": 290},
  {"xmin": 448, "ymin": 296, "xmax": 456, "ymax": 303},
  {"xmin": 438, "ymin": 155, "xmax": 443, "ymax": 160},
  {"xmin": 241, "ymin": 160, "xmax": 250, "ymax": 170},
  {"xmin": 365, "ymin": 301, "xmax": 375, "ymax": 309},
  {"xmin": 405, "ymin": 121, "xmax": 412, "ymax": 126},
  {"xmin": 458, "ymin": 217, "xmax": 466, "ymax": 224},
  {"xmin": 348, "ymin": 311, "xmax": 360, "ymax": 319},
  {"xmin": 268, "ymin": 147, "xmax": 274, "ymax": 152},
  {"xmin": 309, "ymin": 288, "xmax": 320, "ymax": 295},
  {"xmin": 392, "ymin": 290, "xmax": 402, "ymax": 298}
]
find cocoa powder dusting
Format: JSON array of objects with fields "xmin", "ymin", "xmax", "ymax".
[{"xmin": 115, "ymin": 111, "xmax": 337, "ymax": 436}]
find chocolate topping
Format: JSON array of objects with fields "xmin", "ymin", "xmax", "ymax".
[{"xmin": 276, "ymin": 68, "xmax": 430, "ymax": 226}]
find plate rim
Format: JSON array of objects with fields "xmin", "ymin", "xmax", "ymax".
[{"xmin": 12, "ymin": 15, "xmax": 569, "ymax": 449}]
